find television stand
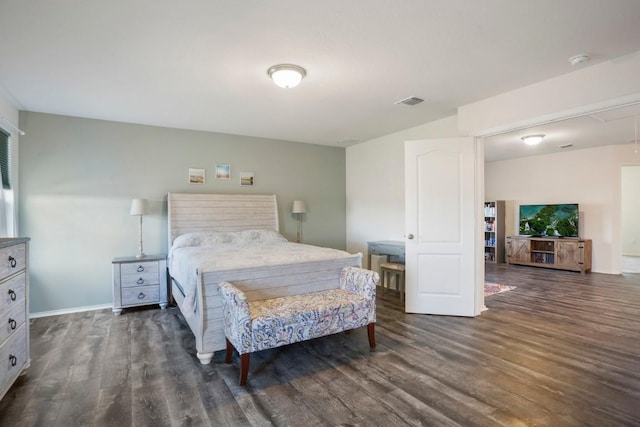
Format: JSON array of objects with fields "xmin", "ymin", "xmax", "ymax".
[{"xmin": 506, "ymin": 236, "xmax": 592, "ymax": 274}]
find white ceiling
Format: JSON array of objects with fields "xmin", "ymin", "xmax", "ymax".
[
  {"xmin": 484, "ymin": 102, "xmax": 640, "ymax": 162},
  {"xmin": 2, "ymin": 0, "xmax": 640, "ymax": 160}
]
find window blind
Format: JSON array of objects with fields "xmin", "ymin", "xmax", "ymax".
[{"xmin": 0, "ymin": 128, "xmax": 10, "ymax": 189}]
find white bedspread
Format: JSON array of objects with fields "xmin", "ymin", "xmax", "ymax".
[{"xmin": 168, "ymin": 230, "xmax": 360, "ymax": 316}]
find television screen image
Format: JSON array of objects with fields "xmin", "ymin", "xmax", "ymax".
[{"xmin": 519, "ymin": 203, "xmax": 579, "ymax": 237}]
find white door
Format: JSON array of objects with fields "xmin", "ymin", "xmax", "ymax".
[{"xmin": 404, "ymin": 137, "xmax": 484, "ymax": 316}]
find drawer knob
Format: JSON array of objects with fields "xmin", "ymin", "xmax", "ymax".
[
  {"xmin": 136, "ymin": 278, "xmax": 145, "ymax": 284},
  {"xmin": 8, "ymin": 318, "xmax": 16, "ymax": 330},
  {"xmin": 8, "ymin": 289, "xmax": 16, "ymax": 301},
  {"xmin": 136, "ymin": 265, "xmax": 145, "ymax": 272},
  {"xmin": 9, "ymin": 355, "xmax": 17, "ymax": 367},
  {"xmin": 137, "ymin": 292, "xmax": 146, "ymax": 300},
  {"xmin": 8, "ymin": 256, "xmax": 16, "ymax": 268}
]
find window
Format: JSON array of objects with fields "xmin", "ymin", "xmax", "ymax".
[{"xmin": 0, "ymin": 128, "xmax": 9, "ymax": 189}]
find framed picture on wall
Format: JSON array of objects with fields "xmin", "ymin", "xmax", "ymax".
[
  {"xmin": 240, "ymin": 172, "xmax": 254, "ymax": 186},
  {"xmin": 216, "ymin": 164, "xmax": 230, "ymax": 179},
  {"xmin": 188, "ymin": 168, "xmax": 205, "ymax": 184}
]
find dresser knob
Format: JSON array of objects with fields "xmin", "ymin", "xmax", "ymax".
[
  {"xmin": 8, "ymin": 318, "xmax": 16, "ymax": 330},
  {"xmin": 137, "ymin": 292, "xmax": 146, "ymax": 300},
  {"xmin": 8, "ymin": 256, "xmax": 16, "ymax": 268},
  {"xmin": 137, "ymin": 278, "xmax": 145, "ymax": 284},
  {"xmin": 136, "ymin": 265, "xmax": 145, "ymax": 272},
  {"xmin": 8, "ymin": 289, "xmax": 16, "ymax": 301},
  {"xmin": 9, "ymin": 355, "xmax": 17, "ymax": 367}
]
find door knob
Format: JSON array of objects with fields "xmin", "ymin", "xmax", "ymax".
[{"xmin": 407, "ymin": 234, "xmax": 414, "ymax": 240}]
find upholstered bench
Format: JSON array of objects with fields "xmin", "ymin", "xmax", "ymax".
[{"xmin": 219, "ymin": 266, "xmax": 378, "ymax": 385}]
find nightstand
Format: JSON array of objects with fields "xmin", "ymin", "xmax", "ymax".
[{"xmin": 112, "ymin": 254, "xmax": 168, "ymax": 315}]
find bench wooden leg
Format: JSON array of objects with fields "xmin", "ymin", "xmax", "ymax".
[
  {"xmin": 367, "ymin": 323, "xmax": 376, "ymax": 348},
  {"xmin": 226, "ymin": 338, "xmax": 250, "ymax": 385},
  {"xmin": 239, "ymin": 353, "xmax": 250, "ymax": 386},
  {"xmin": 225, "ymin": 338, "xmax": 234, "ymax": 363}
]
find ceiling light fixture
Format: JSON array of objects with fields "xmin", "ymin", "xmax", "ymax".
[
  {"xmin": 521, "ymin": 134, "xmax": 545, "ymax": 145},
  {"xmin": 568, "ymin": 53, "xmax": 590, "ymax": 67},
  {"xmin": 267, "ymin": 64, "xmax": 306, "ymax": 89}
]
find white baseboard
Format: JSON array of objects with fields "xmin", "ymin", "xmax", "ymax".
[{"xmin": 30, "ymin": 303, "xmax": 113, "ymax": 319}]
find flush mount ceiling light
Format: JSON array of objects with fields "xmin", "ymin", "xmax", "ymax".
[
  {"xmin": 569, "ymin": 53, "xmax": 590, "ymax": 67},
  {"xmin": 267, "ymin": 64, "xmax": 306, "ymax": 88},
  {"xmin": 521, "ymin": 134, "xmax": 545, "ymax": 145}
]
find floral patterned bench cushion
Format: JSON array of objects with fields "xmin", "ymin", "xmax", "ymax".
[{"xmin": 220, "ymin": 267, "xmax": 377, "ymax": 355}]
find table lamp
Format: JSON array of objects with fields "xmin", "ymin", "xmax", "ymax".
[
  {"xmin": 292, "ymin": 200, "xmax": 306, "ymax": 243},
  {"xmin": 130, "ymin": 198, "xmax": 150, "ymax": 258}
]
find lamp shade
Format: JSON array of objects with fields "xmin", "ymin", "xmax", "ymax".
[
  {"xmin": 130, "ymin": 198, "xmax": 150, "ymax": 216},
  {"xmin": 292, "ymin": 200, "xmax": 307, "ymax": 214}
]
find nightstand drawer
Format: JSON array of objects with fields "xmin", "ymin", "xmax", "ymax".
[
  {"xmin": 121, "ymin": 285, "xmax": 160, "ymax": 306},
  {"xmin": 121, "ymin": 261, "xmax": 160, "ymax": 287},
  {"xmin": 0, "ymin": 243, "xmax": 26, "ymax": 281},
  {"xmin": 121, "ymin": 261, "xmax": 159, "ymax": 276},
  {"xmin": 120, "ymin": 271, "xmax": 159, "ymax": 288},
  {"xmin": 0, "ymin": 273, "xmax": 26, "ymax": 312}
]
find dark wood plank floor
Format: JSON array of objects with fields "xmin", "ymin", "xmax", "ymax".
[{"xmin": 2, "ymin": 264, "xmax": 640, "ymax": 426}]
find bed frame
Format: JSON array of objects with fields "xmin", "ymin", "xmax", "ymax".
[{"xmin": 167, "ymin": 193, "xmax": 362, "ymax": 364}]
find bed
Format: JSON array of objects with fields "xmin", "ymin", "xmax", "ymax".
[{"xmin": 167, "ymin": 193, "xmax": 362, "ymax": 364}]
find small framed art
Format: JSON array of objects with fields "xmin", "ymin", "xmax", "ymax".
[
  {"xmin": 216, "ymin": 164, "xmax": 230, "ymax": 179},
  {"xmin": 188, "ymin": 168, "xmax": 205, "ymax": 184},
  {"xmin": 240, "ymin": 172, "xmax": 254, "ymax": 186}
]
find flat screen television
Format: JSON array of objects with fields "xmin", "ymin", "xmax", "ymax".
[{"xmin": 519, "ymin": 203, "xmax": 579, "ymax": 237}]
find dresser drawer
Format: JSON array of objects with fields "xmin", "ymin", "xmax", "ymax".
[
  {"xmin": 121, "ymin": 285, "xmax": 160, "ymax": 306},
  {"xmin": 0, "ymin": 301, "xmax": 26, "ymax": 347},
  {"xmin": 0, "ymin": 323, "xmax": 27, "ymax": 392},
  {"xmin": 0, "ymin": 243, "xmax": 26, "ymax": 281},
  {"xmin": 0, "ymin": 272, "xmax": 26, "ymax": 312}
]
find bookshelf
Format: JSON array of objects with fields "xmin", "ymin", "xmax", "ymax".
[{"xmin": 484, "ymin": 200, "xmax": 505, "ymax": 263}]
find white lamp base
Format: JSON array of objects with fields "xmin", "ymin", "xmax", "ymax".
[{"xmin": 136, "ymin": 215, "xmax": 146, "ymax": 259}]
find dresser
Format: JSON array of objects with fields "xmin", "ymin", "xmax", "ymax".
[
  {"xmin": 0, "ymin": 238, "xmax": 30, "ymax": 402},
  {"xmin": 112, "ymin": 254, "xmax": 168, "ymax": 315}
]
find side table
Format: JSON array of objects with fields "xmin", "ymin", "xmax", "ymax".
[{"xmin": 112, "ymin": 254, "xmax": 168, "ymax": 315}]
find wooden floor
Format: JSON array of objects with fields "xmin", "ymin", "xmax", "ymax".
[{"xmin": 2, "ymin": 264, "xmax": 640, "ymax": 426}]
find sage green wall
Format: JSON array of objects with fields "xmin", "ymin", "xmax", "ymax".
[{"xmin": 19, "ymin": 112, "xmax": 347, "ymax": 314}]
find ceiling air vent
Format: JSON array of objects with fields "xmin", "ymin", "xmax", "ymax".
[{"xmin": 395, "ymin": 96, "xmax": 424, "ymax": 106}]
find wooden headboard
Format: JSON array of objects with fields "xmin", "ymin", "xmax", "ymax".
[{"xmin": 167, "ymin": 193, "xmax": 279, "ymax": 245}]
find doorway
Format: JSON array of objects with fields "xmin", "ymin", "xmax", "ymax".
[
  {"xmin": 621, "ymin": 165, "xmax": 640, "ymax": 273},
  {"xmin": 482, "ymin": 101, "xmax": 640, "ymax": 274}
]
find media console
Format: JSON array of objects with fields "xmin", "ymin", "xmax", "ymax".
[{"xmin": 506, "ymin": 236, "xmax": 592, "ymax": 274}]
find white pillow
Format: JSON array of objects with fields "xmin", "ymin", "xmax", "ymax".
[{"xmin": 171, "ymin": 229, "xmax": 287, "ymax": 250}]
